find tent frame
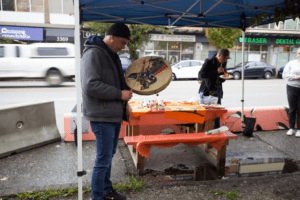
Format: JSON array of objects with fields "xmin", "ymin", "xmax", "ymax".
[{"xmin": 74, "ymin": 0, "xmax": 286, "ymax": 199}]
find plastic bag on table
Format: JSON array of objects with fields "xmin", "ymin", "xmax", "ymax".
[
  {"xmin": 188, "ymin": 93, "xmax": 200, "ymax": 103},
  {"xmin": 202, "ymin": 95, "xmax": 218, "ymax": 105}
]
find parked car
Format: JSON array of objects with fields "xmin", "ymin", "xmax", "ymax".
[
  {"xmin": 171, "ymin": 60, "xmax": 204, "ymax": 80},
  {"xmin": 120, "ymin": 56, "xmax": 132, "ymax": 72},
  {"xmin": 277, "ymin": 66, "xmax": 285, "ymax": 78},
  {"xmin": 227, "ymin": 61, "xmax": 276, "ymax": 80},
  {"xmin": 0, "ymin": 43, "xmax": 75, "ymax": 86}
]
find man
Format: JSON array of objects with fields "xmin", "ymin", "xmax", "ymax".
[
  {"xmin": 198, "ymin": 48, "xmax": 230, "ymax": 129},
  {"xmin": 81, "ymin": 23, "xmax": 132, "ymax": 200}
]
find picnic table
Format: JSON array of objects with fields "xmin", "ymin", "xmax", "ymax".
[{"xmin": 123, "ymin": 101, "xmax": 237, "ymax": 177}]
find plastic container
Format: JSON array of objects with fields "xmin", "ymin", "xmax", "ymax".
[{"xmin": 205, "ymin": 126, "xmax": 229, "ymax": 135}]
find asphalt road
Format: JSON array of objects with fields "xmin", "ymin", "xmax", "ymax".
[{"xmin": 0, "ymin": 78, "xmax": 288, "ymax": 138}]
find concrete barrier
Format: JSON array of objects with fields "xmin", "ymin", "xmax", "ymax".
[
  {"xmin": 64, "ymin": 105, "xmax": 291, "ymax": 142},
  {"xmin": 222, "ymin": 106, "xmax": 290, "ymax": 132},
  {"xmin": 0, "ymin": 101, "xmax": 61, "ymax": 158}
]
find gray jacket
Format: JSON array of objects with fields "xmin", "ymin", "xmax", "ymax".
[{"xmin": 81, "ymin": 36, "xmax": 129, "ymax": 122}]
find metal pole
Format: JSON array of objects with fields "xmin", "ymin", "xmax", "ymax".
[
  {"xmin": 241, "ymin": 30, "xmax": 245, "ymax": 132},
  {"xmin": 74, "ymin": 0, "xmax": 83, "ymax": 199}
]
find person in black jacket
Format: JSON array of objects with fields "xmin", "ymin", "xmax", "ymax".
[{"xmin": 198, "ymin": 49, "xmax": 230, "ymax": 129}]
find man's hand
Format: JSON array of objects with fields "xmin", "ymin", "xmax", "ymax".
[
  {"xmin": 217, "ymin": 67, "xmax": 223, "ymax": 74},
  {"xmin": 121, "ymin": 90, "xmax": 133, "ymax": 101}
]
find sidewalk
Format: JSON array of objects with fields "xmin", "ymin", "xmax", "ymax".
[{"xmin": 1, "ymin": 130, "xmax": 300, "ymax": 199}]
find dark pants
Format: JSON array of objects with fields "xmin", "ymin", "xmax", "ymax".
[
  {"xmin": 287, "ymin": 85, "xmax": 300, "ymax": 130},
  {"xmin": 90, "ymin": 122, "xmax": 121, "ymax": 200},
  {"xmin": 199, "ymin": 88, "xmax": 222, "ymax": 130},
  {"xmin": 214, "ymin": 87, "xmax": 222, "ymax": 129}
]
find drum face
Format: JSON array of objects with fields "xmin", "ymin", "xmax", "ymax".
[{"xmin": 125, "ymin": 56, "xmax": 172, "ymax": 95}]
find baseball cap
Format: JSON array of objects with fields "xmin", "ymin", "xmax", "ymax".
[
  {"xmin": 107, "ymin": 23, "xmax": 131, "ymax": 40},
  {"xmin": 219, "ymin": 49, "xmax": 231, "ymax": 59}
]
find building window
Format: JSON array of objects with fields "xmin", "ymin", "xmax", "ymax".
[
  {"xmin": 145, "ymin": 39, "xmax": 195, "ymax": 63},
  {"xmin": 3, "ymin": 0, "xmax": 15, "ymax": 11},
  {"xmin": 49, "ymin": 0, "xmax": 62, "ymax": 14},
  {"xmin": 250, "ymin": 45, "xmax": 260, "ymax": 51},
  {"xmin": 285, "ymin": 19, "xmax": 297, "ymax": 30},
  {"xmin": 31, "ymin": 0, "xmax": 44, "ymax": 12},
  {"xmin": 262, "ymin": 45, "xmax": 268, "ymax": 51},
  {"xmin": 279, "ymin": 22, "xmax": 284, "ymax": 30},
  {"xmin": 17, "ymin": 0, "xmax": 30, "ymax": 12},
  {"xmin": 269, "ymin": 23, "xmax": 275, "ymax": 29},
  {"xmin": 154, "ymin": 41, "xmax": 167, "ymax": 50},
  {"xmin": 257, "ymin": 24, "xmax": 269, "ymax": 29},
  {"xmin": 168, "ymin": 42, "xmax": 180, "ymax": 51}
]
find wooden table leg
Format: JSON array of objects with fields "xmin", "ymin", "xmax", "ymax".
[
  {"xmin": 126, "ymin": 125, "xmax": 144, "ymax": 175},
  {"xmin": 198, "ymin": 119, "xmax": 229, "ymax": 178},
  {"xmin": 216, "ymin": 139, "xmax": 228, "ymax": 178}
]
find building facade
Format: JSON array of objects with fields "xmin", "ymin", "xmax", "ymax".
[
  {"xmin": 1, "ymin": 1, "xmax": 300, "ymax": 69},
  {"xmin": 0, "ymin": 0, "xmax": 75, "ymax": 43}
]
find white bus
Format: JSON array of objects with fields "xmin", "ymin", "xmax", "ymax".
[{"xmin": 0, "ymin": 43, "xmax": 75, "ymax": 86}]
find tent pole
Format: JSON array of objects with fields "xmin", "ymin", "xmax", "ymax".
[
  {"xmin": 241, "ymin": 30, "xmax": 245, "ymax": 133},
  {"xmin": 74, "ymin": 0, "xmax": 83, "ymax": 199}
]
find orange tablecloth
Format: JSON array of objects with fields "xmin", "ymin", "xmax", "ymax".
[{"xmin": 128, "ymin": 101, "xmax": 207, "ymax": 124}]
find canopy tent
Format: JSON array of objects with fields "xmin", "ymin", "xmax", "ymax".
[
  {"xmin": 79, "ymin": 0, "xmax": 285, "ymax": 29},
  {"xmin": 73, "ymin": 0, "xmax": 289, "ymax": 199}
]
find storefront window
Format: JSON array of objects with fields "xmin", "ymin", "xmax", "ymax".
[
  {"xmin": 181, "ymin": 53, "xmax": 193, "ymax": 60},
  {"xmin": 235, "ymin": 52, "xmax": 248, "ymax": 67},
  {"xmin": 290, "ymin": 46, "xmax": 300, "ymax": 60},
  {"xmin": 279, "ymin": 45, "xmax": 290, "ymax": 52},
  {"xmin": 236, "ymin": 44, "xmax": 248, "ymax": 51},
  {"xmin": 226, "ymin": 51, "xmax": 235, "ymax": 68},
  {"xmin": 273, "ymin": 45, "xmax": 279, "ymax": 52},
  {"xmin": 31, "ymin": 0, "xmax": 43, "ymax": 12},
  {"xmin": 182, "ymin": 42, "xmax": 193, "ymax": 52},
  {"xmin": 168, "ymin": 52, "xmax": 180, "ymax": 64},
  {"xmin": 250, "ymin": 45, "xmax": 260, "ymax": 51},
  {"xmin": 49, "ymin": 0, "xmax": 62, "ymax": 14},
  {"xmin": 154, "ymin": 41, "xmax": 167, "ymax": 50},
  {"xmin": 262, "ymin": 45, "xmax": 268, "ymax": 51},
  {"xmin": 3, "ymin": 0, "xmax": 15, "ymax": 11},
  {"xmin": 145, "ymin": 41, "xmax": 154, "ymax": 50},
  {"xmin": 154, "ymin": 51, "xmax": 167, "ymax": 60},
  {"xmin": 63, "ymin": 0, "xmax": 73, "ymax": 14},
  {"xmin": 17, "ymin": 0, "xmax": 29, "ymax": 12},
  {"xmin": 168, "ymin": 42, "xmax": 180, "ymax": 51}
]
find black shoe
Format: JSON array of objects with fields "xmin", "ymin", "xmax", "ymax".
[{"xmin": 103, "ymin": 188, "xmax": 126, "ymax": 200}]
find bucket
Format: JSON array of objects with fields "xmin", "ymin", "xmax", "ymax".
[{"xmin": 243, "ymin": 116, "xmax": 256, "ymax": 137}]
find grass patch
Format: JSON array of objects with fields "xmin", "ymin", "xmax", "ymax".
[
  {"xmin": 113, "ymin": 176, "xmax": 146, "ymax": 193},
  {"xmin": 11, "ymin": 176, "xmax": 145, "ymax": 199},
  {"xmin": 210, "ymin": 189, "xmax": 240, "ymax": 200}
]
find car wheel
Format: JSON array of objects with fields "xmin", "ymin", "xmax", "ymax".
[
  {"xmin": 233, "ymin": 72, "xmax": 241, "ymax": 80},
  {"xmin": 264, "ymin": 71, "xmax": 272, "ymax": 79},
  {"xmin": 172, "ymin": 73, "xmax": 177, "ymax": 81},
  {"xmin": 46, "ymin": 69, "xmax": 63, "ymax": 86}
]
